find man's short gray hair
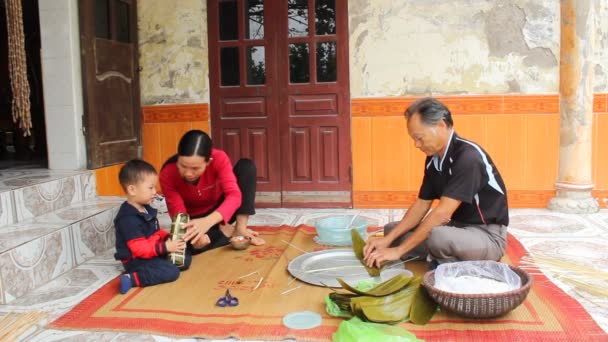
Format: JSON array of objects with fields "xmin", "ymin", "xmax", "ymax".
[{"xmin": 405, "ymin": 97, "xmax": 454, "ymax": 128}]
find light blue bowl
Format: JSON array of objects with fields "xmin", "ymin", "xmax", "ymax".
[{"xmin": 314, "ymin": 215, "xmax": 368, "ymax": 246}]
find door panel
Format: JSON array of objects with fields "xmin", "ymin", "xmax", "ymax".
[
  {"xmin": 248, "ymin": 128, "xmax": 270, "ymax": 181},
  {"xmin": 208, "ymin": 0, "xmax": 351, "ymax": 207},
  {"xmin": 222, "ymin": 97, "xmax": 266, "ymax": 117},
  {"xmin": 79, "ymin": 0, "xmax": 141, "ymax": 168},
  {"xmin": 320, "ymin": 126, "xmax": 339, "ymax": 181},
  {"xmin": 209, "ymin": 0, "xmax": 281, "ymax": 205},
  {"xmin": 278, "ymin": 0, "xmax": 351, "ymax": 205}
]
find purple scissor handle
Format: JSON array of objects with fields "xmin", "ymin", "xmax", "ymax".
[{"xmin": 216, "ymin": 289, "xmax": 239, "ymax": 307}]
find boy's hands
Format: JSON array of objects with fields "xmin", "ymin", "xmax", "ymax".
[{"xmin": 165, "ymin": 239, "xmax": 186, "ymax": 253}]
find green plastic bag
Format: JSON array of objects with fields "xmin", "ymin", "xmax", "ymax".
[
  {"xmin": 332, "ymin": 317, "xmax": 423, "ymax": 342},
  {"xmin": 325, "ymin": 296, "xmax": 352, "ymax": 318}
]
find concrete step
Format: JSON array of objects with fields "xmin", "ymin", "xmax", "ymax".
[
  {"xmin": 0, "ymin": 196, "xmax": 123, "ymax": 304},
  {"xmin": 0, "ymin": 169, "xmax": 97, "ymax": 225}
]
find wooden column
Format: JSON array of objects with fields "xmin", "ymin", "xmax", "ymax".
[{"xmin": 548, "ymin": 0, "xmax": 599, "ymax": 213}]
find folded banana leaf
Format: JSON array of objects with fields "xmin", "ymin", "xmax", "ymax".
[
  {"xmin": 350, "ymin": 300, "xmax": 366, "ymax": 321},
  {"xmin": 409, "ymin": 283, "xmax": 438, "ymax": 325},
  {"xmin": 329, "ymin": 292, "xmax": 360, "ymax": 312},
  {"xmin": 337, "ymin": 274, "xmax": 412, "ymax": 297},
  {"xmin": 351, "ymin": 229, "xmax": 381, "ymax": 276},
  {"xmin": 328, "ymin": 275, "xmax": 437, "ymax": 325},
  {"xmin": 356, "ymin": 290, "xmax": 413, "ymax": 323},
  {"xmin": 350, "ymin": 278, "xmax": 420, "ymax": 323}
]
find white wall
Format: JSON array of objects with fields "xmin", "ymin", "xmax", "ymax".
[{"xmin": 38, "ymin": 0, "xmax": 86, "ymax": 170}]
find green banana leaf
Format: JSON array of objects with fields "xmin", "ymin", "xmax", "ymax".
[
  {"xmin": 351, "ymin": 279, "xmax": 419, "ymax": 323},
  {"xmin": 351, "ymin": 229, "xmax": 381, "ymax": 276},
  {"xmin": 328, "ymin": 275, "xmax": 437, "ymax": 326},
  {"xmin": 359, "ymin": 293, "xmax": 411, "ymax": 323},
  {"xmin": 409, "ymin": 282, "xmax": 438, "ymax": 325},
  {"xmin": 329, "ymin": 292, "xmax": 360, "ymax": 312},
  {"xmin": 337, "ymin": 274, "xmax": 412, "ymax": 297}
]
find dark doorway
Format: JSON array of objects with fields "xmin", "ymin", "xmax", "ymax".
[{"xmin": 0, "ymin": 0, "xmax": 47, "ymax": 169}]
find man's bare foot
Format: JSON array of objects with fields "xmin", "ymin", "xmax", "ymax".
[{"xmin": 235, "ymin": 227, "xmax": 265, "ymax": 246}]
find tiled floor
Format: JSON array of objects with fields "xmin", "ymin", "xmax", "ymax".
[{"xmin": 2, "ymin": 207, "xmax": 608, "ymax": 341}]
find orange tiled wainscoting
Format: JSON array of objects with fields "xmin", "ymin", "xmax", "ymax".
[
  {"xmin": 95, "ymin": 104, "xmax": 210, "ymax": 196},
  {"xmin": 96, "ymin": 95, "xmax": 608, "ymax": 208}
]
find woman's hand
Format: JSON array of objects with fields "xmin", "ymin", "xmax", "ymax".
[
  {"xmin": 182, "ymin": 217, "xmax": 213, "ymax": 245},
  {"xmin": 191, "ymin": 234, "xmax": 211, "ymax": 249}
]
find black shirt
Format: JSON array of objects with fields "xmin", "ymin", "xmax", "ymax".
[{"xmin": 419, "ymin": 131, "xmax": 509, "ymax": 226}]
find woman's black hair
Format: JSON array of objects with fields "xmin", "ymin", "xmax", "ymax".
[{"xmin": 161, "ymin": 130, "xmax": 213, "ymax": 170}]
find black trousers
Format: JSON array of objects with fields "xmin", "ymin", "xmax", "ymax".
[
  {"xmin": 124, "ymin": 254, "xmax": 192, "ymax": 287},
  {"xmin": 190, "ymin": 158, "xmax": 257, "ymax": 255}
]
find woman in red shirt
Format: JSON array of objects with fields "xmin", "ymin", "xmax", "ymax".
[{"xmin": 159, "ymin": 130, "xmax": 265, "ymax": 252}]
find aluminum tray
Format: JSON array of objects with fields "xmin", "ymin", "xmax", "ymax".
[
  {"xmin": 288, "ymin": 249, "xmax": 373, "ymax": 287},
  {"xmin": 287, "ymin": 249, "xmax": 411, "ymax": 288}
]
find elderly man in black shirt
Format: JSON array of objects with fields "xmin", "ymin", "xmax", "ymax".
[{"xmin": 364, "ymin": 98, "xmax": 509, "ymax": 268}]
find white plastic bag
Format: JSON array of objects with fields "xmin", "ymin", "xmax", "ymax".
[{"xmin": 434, "ymin": 261, "xmax": 521, "ymax": 294}]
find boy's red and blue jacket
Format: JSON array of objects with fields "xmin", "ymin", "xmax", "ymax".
[{"xmin": 114, "ymin": 202, "xmax": 169, "ymax": 263}]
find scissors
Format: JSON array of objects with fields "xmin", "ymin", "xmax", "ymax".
[{"xmin": 216, "ymin": 289, "xmax": 239, "ymax": 307}]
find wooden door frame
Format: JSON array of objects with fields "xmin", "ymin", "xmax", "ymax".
[{"xmin": 207, "ymin": 0, "xmax": 353, "ymax": 208}]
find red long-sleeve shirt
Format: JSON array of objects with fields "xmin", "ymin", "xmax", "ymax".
[{"xmin": 159, "ymin": 149, "xmax": 242, "ymax": 223}]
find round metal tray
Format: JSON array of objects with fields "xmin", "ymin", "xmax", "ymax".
[
  {"xmin": 288, "ymin": 249, "xmax": 413, "ymax": 288},
  {"xmin": 288, "ymin": 249, "xmax": 373, "ymax": 287}
]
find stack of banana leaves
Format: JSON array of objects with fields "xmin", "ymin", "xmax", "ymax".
[
  {"xmin": 328, "ymin": 274, "xmax": 437, "ymax": 325},
  {"xmin": 326, "ymin": 229, "xmax": 438, "ymax": 325}
]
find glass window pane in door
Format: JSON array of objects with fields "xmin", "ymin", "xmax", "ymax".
[
  {"xmin": 316, "ymin": 41, "xmax": 336, "ymax": 82},
  {"xmin": 246, "ymin": 0, "xmax": 264, "ymax": 39},
  {"xmin": 115, "ymin": 1, "xmax": 130, "ymax": 43},
  {"xmin": 315, "ymin": 0, "xmax": 335, "ymax": 35},
  {"xmin": 288, "ymin": 0, "xmax": 309, "ymax": 37},
  {"xmin": 219, "ymin": 0, "xmax": 238, "ymax": 41},
  {"xmin": 289, "ymin": 43, "xmax": 309, "ymax": 83},
  {"xmin": 247, "ymin": 46, "xmax": 266, "ymax": 85},
  {"xmin": 95, "ymin": 0, "xmax": 110, "ymax": 39},
  {"xmin": 221, "ymin": 47, "xmax": 240, "ymax": 86}
]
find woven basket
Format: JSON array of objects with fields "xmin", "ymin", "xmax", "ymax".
[{"xmin": 422, "ymin": 265, "xmax": 532, "ymax": 318}]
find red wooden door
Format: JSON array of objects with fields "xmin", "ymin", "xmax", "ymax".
[
  {"xmin": 208, "ymin": 0, "xmax": 351, "ymax": 207},
  {"xmin": 277, "ymin": 0, "xmax": 351, "ymax": 207},
  {"xmin": 208, "ymin": 0, "xmax": 281, "ymax": 206}
]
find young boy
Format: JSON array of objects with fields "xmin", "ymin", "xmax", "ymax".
[{"xmin": 114, "ymin": 159, "xmax": 190, "ymax": 294}]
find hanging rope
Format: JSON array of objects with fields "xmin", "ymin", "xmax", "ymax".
[{"xmin": 5, "ymin": 0, "xmax": 32, "ymax": 136}]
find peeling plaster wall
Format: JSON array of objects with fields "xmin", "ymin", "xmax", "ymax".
[
  {"xmin": 596, "ymin": 1, "xmax": 608, "ymax": 93},
  {"xmin": 348, "ymin": 0, "xmax": 608, "ymax": 97},
  {"xmin": 137, "ymin": 0, "xmax": 209, "ymax": 105},
  {"xmin": 134, "ymin": 0, "xmax": 607, "ymax": 102}
]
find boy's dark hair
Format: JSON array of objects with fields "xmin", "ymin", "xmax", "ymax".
[{"xmin": 118, "ymin": 159, "xmax": 157, "ymax": 191}]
